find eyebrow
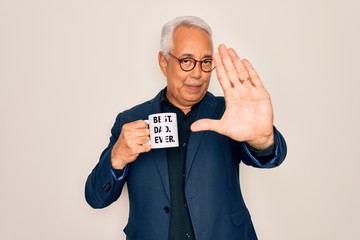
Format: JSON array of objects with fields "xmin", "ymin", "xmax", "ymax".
[{"xmin": 180, "ymin": 53, "xmax": 213, "ymax": 59}]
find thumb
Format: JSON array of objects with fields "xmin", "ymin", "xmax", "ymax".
[{"xmin": 191, "ymin": 119, "xmax": 220, "ymax": 132}]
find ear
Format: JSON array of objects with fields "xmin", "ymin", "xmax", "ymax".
[{"xmin": 158, "ymin": 51, "xmax": 168, "ymax": 76}]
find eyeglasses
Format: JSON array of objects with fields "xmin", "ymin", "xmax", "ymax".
[{"xmin": 168, "ymin": 53, "xmax": 214, "ymax": 73}]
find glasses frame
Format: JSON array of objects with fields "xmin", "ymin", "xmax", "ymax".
[{"xmin": 167, "ymin": 52, "xmax": 214, "ymax": 73}]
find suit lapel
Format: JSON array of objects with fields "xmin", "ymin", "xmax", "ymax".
[
  {"xmin": 185, "ymin": 93, "xmax": 219, "ymax": 181},
  {"xmin": 143, "ymin": 91, "xmax": 171, "ymax": 202},
  {"xmin": 153, "ymin": 149, "xmax": 170, "ymax": 202}
]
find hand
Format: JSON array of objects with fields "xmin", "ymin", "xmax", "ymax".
[
  {"xmin": 111, "ymin": 120, "xmax": 151, "ymax": 169},
  {"xmin": 191, "ymin": 44, "xmax": 274, "ymax": 149}
]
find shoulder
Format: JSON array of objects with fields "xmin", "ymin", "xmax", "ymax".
[
  {"xmin": 204, "ymin": 91, "xmax": 224, "ymax": 102},
  {"xmin": 202, "ymin": 91, "xmax": 225, "ymax": 109}
]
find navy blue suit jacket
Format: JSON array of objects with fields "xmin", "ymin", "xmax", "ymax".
[{"xmin": 85, "ymin": 90, "xmax": 287, "ymax": 240}]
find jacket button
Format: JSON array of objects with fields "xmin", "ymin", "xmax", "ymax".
[
  {"xmin": 163, "ymin": 206, "xmax": 170, "ymax": 213},
  {"xmin": 103, "ymin": 182, "xmax": 111, "ymax": 192}
]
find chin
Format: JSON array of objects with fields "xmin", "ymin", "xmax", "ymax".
[{"xmin": 182, "ymin": 93, "xmax": 206, "ymax": 105}]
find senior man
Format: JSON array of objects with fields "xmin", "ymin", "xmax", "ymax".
[{"xmin": 85, "ymin": 16, "xmax": 287, "ymax": 240}]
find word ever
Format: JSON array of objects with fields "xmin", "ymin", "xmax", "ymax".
[{"xmin": 154, "ymin": 135, "xmax": 175, "ymax": 144}]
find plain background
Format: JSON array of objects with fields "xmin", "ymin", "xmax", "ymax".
[{"xmin": 1, "ymin": 0, "xmax": 359, "ymax": 239}]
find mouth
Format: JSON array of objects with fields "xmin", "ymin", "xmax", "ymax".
[{"xmin": 184, "ymin": 83, "xmax": 203, "ymax": 93}]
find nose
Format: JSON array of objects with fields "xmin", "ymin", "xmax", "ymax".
[{"xmin": 190, "ymin": 62, "xmax": 202, "ymax": 79}]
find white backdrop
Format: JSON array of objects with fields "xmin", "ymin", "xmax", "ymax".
[{"xmin": 1, "ymin": 0, "xmax": 359, "ymax": 239}]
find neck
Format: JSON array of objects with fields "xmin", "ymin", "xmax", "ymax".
[
  {"xmin": 179, "ymin": 106, "xmax": 192, "ymax": 114},
  {"xmin": 168, "ymin": 99, "xmax": 192, "ymax": 114},
  {"xmin": 164, "ymin": 89, "xmax": 196, "ymax": 114}
]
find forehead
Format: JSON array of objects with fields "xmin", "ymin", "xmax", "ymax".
[{"xmin": 171, "ymin": 26, "xmax": 213, "ymax": 55}]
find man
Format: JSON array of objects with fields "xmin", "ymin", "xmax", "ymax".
[{"xmin": 85, "ymin": 16, "xmax": 287, "ymax": 240}]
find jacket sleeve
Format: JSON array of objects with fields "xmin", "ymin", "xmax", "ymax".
[
  {"xmin": 238, "ymin": 126, "xmax": 287, "ymax": 168},
  {"xmin": 85, "ymin": 113, "xmax": 128, "ymax": 208}
]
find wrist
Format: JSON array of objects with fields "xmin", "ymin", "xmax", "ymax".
[
  {"xmin": 112, "ymin": 162, "xmax": 127, "ymax": 170},
  {"xmin": 246, "ymin": 134, "xmax": 274, "ymax": 150},
  {"xmin": 111, "ymin": 150, "xmax": 127, "ymax": 170}
]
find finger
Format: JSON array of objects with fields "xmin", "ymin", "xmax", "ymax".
[
  {"xmin": 137, "ymin": 136, "xmax": 151, "ymax": 145},
  {"xmin": 218, "ymin": 44, "xmax": 242, "ymax": 87},
  {"xmin": 131, "ymin": 120, "xmax": 150, "ymax": 129},
  {"xmin": 191, "ymin": 119, "xmax": 224, "ymax": 134},
  {"xmin": 136, "ymin": 143, "xmax": 151, "ymax": 153},
  {"xmin": 122, "ymin": 122, "xmax": 150, "ymax": 137},
  {"xmin": 127, "ymin": 144, "xmax": 151, "ymax": 157},
  {"xmin": 214, "ymin": 52, "xmax": 232, "ymax": 90},
  {"xmin": 123, "ymin": 129, "xmax": 150, "ymax": 140},
  {"xmin": 126, "ymin": 137, "xmax": 151, "ymax": 154},
  {"xmin": 241, "ymin": 59, "xmax": 263, "ymax": 87},
  {"xmin": 228, "ymin": 48, "xmax": 251, "ymax": 85}
]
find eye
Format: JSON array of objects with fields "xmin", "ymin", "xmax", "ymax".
[
  {"xmin": 180, "ymin": 58, "xmax": 193, "ymax": 65},
  {"xmin": 202, "ymin": 59, "xmax": 213, "ymax": 65}
]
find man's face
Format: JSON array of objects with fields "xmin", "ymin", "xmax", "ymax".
[{"xmin": 159, "ymin": 26, "xmax": 213, "ymax": 112}]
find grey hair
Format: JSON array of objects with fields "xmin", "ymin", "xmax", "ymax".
[{"xmin": 160, "ymin": 16, "xmax": 212, "ymax": 55}]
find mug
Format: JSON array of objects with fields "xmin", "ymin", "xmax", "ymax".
[{"xmin": 145, "ymin": 112, "xmax": 179, "ymax": 149}]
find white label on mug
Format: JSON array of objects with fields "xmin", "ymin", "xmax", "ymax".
[{"xmin": 146, "ymin": 113, "xmax": 179, "ymax": 149}]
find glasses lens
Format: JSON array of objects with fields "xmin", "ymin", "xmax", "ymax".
[
  {"xmin": 201, "ymin": 59, "xmax": 213, "ymax": 72},
  {"xmin": 180, "ymin": 58, "xmax": 196, "ymax": 71}
]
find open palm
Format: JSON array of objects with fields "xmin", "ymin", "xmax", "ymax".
[{"xmin": 191, "ymin": 44, "xmax": 274, "ymax": 149}]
